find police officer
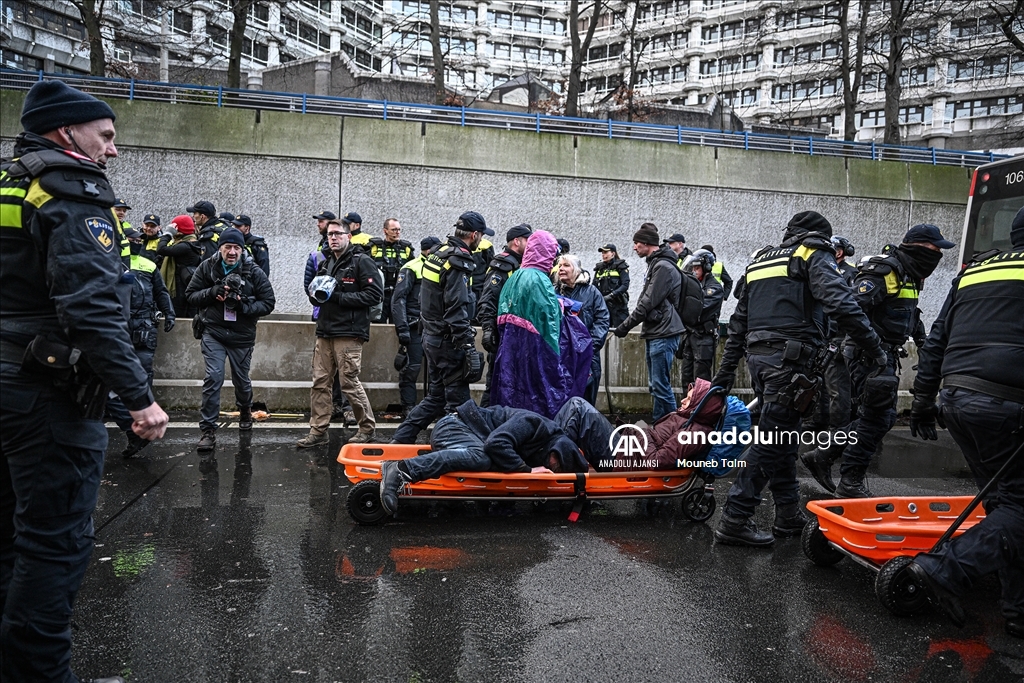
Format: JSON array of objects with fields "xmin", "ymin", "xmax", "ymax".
[
  {"xmin": 391, "ymin": 211, "xmax": 493, "ymax": 444},
  {"xmin": 677, "ymin": 249, "xmax": 724, "ymax": 387},
  {"xmin": 804, "ymin": 225, "xmax": 953, "ymax": 498},
  {"xmin": 392, "ymin": 236, "xmax": 441, "ymax": 415},
  {"xmin": 369, "ymin": 218, "xmax": 414, "ymax": 324},
  {"xmin": 470, "ymin": 226, "xmax": 497, "ymax": 311},
  {"xmin": 0, "ymin": 80, "xmax": 168, "ymax": 683},
  {"xmin": 665, "ymin": 233, "xmax": 692, "ymax": 267},
  {"xmin": 107, "ymin": 228, "xmax": 176, "ymax": 458},
  {"xmin": 342, "ymin": 211, "xmax": 371, "ymax": 249},
  {"xmin": 478, "ymin": 223, "xmax": 532, "ymax": 406},
  {"xmin": 187, "ymin": 199, "xmax": 230, "ymax": 260},
  {"xmin": 809, "ymin": 235, "xmax": 858, "ymax": 431},
  {"xmin": 593, "ymin": 243, "xmax": 631, "ymax": 328},
  {"xmin": 231, "ymin": 214, "xmax": 270, "ymax": 276},
  {"xmin": 905, "ymin": 207, "xmax": 1024, "ymax": 639},
  {"xmin": 711, "ymin": 211, "xmax": 885, "ymax": 547},
  {"xmin": 139, "ymin": 213, "xmax": 167, "ymax": 267},
  {"xmin": 701, "ymin": 244, "xmax": 734, "ymax": 299}
]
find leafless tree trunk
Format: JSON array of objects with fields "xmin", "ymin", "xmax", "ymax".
[
  {"xmin": 839, "ymin": 0, "xmax": 870, "ymax": 141},
  {"xmin": 881, "ymin": 0, "xmax": 914, "ymax": 145},
  {"xmin": 566, "ymin": 0, "xmax": 602, "ymax": 117},
  {"xmin": 71, "ymin": 0, "xmax": 108, "ymax": 76},
  {"xmin": 429, "ymin": 0, "xmax": 446, "ymax": 104},
  {"xmin": 227, "ymin": 1, "xmax": 253, "ymax": 89},
  {"xmin": 624, "ymin": 1, "xmax": 643, "ymax": 121}
]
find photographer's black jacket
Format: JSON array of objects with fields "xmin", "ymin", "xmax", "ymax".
[
  {"xmin": 312, "ymin": 244, "xmax": 384, "ymax": 342},
  {"xmin": 186, "ymin": 252, "xmax": 276, "ymax": 347}
]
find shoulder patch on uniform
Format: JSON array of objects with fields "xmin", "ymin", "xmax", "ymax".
[
  {"xmin": 86, "ymin": 217, "xmax": 116, "ymax": 252},
  {"xmin": 857, "ymin": 280, "xmax": 875, "ymax": 294},
  {"xmin": 490, "ymin": 274, "xmax": 502, "ymax": 286},
  {"xmin": 705, "ymin": 287, "xmax": 715, "ymax": 295}
]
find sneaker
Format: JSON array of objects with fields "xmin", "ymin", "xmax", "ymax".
[
  {"xmin": 296, "ymin": 431, "xmax": 329, "ymax": 448},
  {"xmin": 343, "ymin": 410, "xmax": 357, "ymax": 426},
  {"xmin": 714, "ymin": 513, "xmax": 775, "ymax": 547},
  {"xmin": 379, "ymin": 461, "xmax": 411, "ymax": 515},
  {"xmin": 905, "ymin": 561, "xmax": 966, "ymax": 628},
  {"xmin": 121, "ymin": 432, "xmax": 150, "ymax": 459},
  {"xmin": 197, "ymin": 429, "xmax": 216, "ymax": 452},
  {"xmin": 348, "ymin": 430, "xmax": 377, "ymax": 445}
]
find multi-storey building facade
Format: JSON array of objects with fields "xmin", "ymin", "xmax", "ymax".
[{"xmin": 2, "ymin": 1, "xmax": 1020, "ymax": 150}]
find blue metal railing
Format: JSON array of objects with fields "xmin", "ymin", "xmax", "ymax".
[{"xmin": 0, "ymin": 68, "xmax": 1006, "ymax": 168}]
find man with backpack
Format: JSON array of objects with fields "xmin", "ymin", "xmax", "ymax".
[{"xmin": 612, "ymin": 223, "xmax": 685, "ymax": 421}]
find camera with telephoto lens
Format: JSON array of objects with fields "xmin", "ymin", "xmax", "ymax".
[{"xmin": 222, "ymin": 273, "xmax": 245, "ymax": 310}]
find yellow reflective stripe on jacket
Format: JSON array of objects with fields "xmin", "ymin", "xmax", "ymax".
[
  {"xmin": 883, "ymin": 271, "xmax": 918, "ymax": 298},
  {"xmin": 595, "ymin": 270, "xmax": 619, "ymax": 277},
  {"xmin": 711, "ymin": 262, "xmax": 724, "ymax": 277},
  {"xmin": 0, "ymin": 171, "xmax": 28, "ymax": 228},
  {"xmin": 401, "ymin": 255, "xmax": 425, "ymax": 278},
  {"xmin": 744, "ymin": 255, "xmax": 790, "ymax": 283},
  {"xmin": 25, "ymin": 179, "xmax": 53, "ymax": 209},
  {"xmin": 958, "ymin": 260, "xmax": 1024, "ymax": 289},
  {"xmin": 130, "ymin": 254, "xmax": 157, "ymax": 273},
  {"xmin": 793, "ymin": 245, "xmax": 817, "ymax": 261},
  {"xmin": 897, "ymin": 283, "xmax": 918, "ymax": 299},
  {"xmin": 421, "ymin": 246, "xmax": 452, "ymax": 283}
]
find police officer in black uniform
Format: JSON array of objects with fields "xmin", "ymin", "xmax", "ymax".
[
  {"xmin": 139, "ymin": 213, "xmax": 167, "ymax": 267},
  {"xmin": 478, "ymin": 223, "xmax": 531, "ymax": 406},
  {"xmin": 593, "ymin": 243, "xmax": 630, "ymax": 328},
  {"xmin": 677, "ymin": 248, "xmax": 724, "ymax": 386},
  {"xmin": 0, "ymin": 80, "xmax": 168, "ymax": 683},
  {"xmin": 369, "ymin": 218, "xmax": 414, "ymax": 324},
  {"xmin": 392, "ymin": 236, "xmax": 440, "ymax": 415},
  {"xmin": 231, "ymin": 214, "xmax": 270, "ymax": 276},
  {"xmin": 904, "ymin": 207, "xmax": 1024, "ymax": 639},
  {"xmin": 809, "ymin": 235, "xmax": 858, "ymax": 430},
  {"xmin": 187, "ymin": 199, "xmax": 230, "ymax": 261},
  {"xmin": 805, "ymin": 225, "xmax": 953, "ymax": 498},
  {"xmin": 391, "ymin": 211, "xmax": 492, "ymax": 444},
  {"xmin": 469, "ymin": 226, "xmax": 496, "ymax": 315},
  {"xmin": 711, "ymin": 211, "xmax": 885, "ymax": 547}
]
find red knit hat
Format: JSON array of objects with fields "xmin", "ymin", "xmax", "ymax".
[{"xmin": 170, "ymin": 214, "xmax": 195, "ymax": 235}]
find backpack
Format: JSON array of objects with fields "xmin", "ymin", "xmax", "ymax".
[
  {"xmin": 704, "ymin": 396, "xmax": 752, "ymax": 476},
  {"xmin": 676, "ymin": 271, "xmax": 704, "ymax": 329}
]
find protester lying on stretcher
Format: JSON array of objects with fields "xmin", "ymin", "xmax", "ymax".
[{"xmin": 378, "ymin": 399, "xmax": 592, "ymax": 514}]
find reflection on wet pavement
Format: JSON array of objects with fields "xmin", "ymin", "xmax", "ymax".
[{"xmin": 70, "ymin": 427, "xmax": 1023, "ymax": 682}]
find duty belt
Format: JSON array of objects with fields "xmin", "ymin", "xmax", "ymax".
[
  {"xmin": 747, "ymin": 340, "xmax": 816, "ymax": 362},
  {"xmin": 0, "ymin": 339, "xmax": 26, "ymax": 364},
  {"xmin": 944, "ymin": 374, "xmax": 1024, "ymax": 404}
]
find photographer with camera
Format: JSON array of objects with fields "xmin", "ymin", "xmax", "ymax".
[
  {"xmin": 186, "ymin": 228, "xmax": 276, "ymax": 451},
  {"xmin": 298, "ymin": 219, "xmax": 383, "ymax": 447}
]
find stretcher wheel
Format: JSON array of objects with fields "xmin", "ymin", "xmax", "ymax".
[
  {"xmin": 801, "ymin": 517, "xmax": 844, "ymax": 566},
  {"xmin": 681, "ymin": 487, "xmax": 716, "ymax": 522},
  {"xmin": 876, "ymin": 555, "xmax": 928, "ymax": 616},
  {"xmin": 347, "ymin": 480, "xmax": 391, "ymax": 526}
]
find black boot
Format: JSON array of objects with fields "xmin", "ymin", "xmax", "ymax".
[
  {"xmin": 714, "ymin": 513, "xmax": 775, "ymax": 547},
  {"xmin": 238, "ymin": 404, "xmax": 253, "ymax": 431},
  {"xmin": 121, "ymin": 431, "xmax": 150, "ymax": 459},
  {"xmin": 835, "ymin": 467, "xmax": 874, "ymax": 498},
  {"xmin": 801, "ymin": 445, "xmax": 842, "ymax": 493},
  {"xmin": 772, "ymin": 503, "xmax": 809, "ymax": 538}
]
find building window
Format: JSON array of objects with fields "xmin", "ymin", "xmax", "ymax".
[
  {"xmin": 948, "ymin": 95, "xmax": 1023, "ymax": 119},
  {"xmin": 898, "ymin": 105, "xmax": 931, "ymax": 124},
  {"xmin": 951, "ymin": 15, "xmax": 1001, "ymax": 40},
  {"xmin": 774, "ymin": 47, "xmax": 793, "ymax": 65},
  {"xmin": 772, "ymin": 83, "xmax": 790, "ymax": 101},
  {"xmin": 242, "ymin": 40, "xmax": 269, "ymax": 65},
  {"xmin": 299, "ymin": 0, "xmax": 330, "ymax": 17},
  {"xmin": 857, "ymin": 109, "xmax": 884, "ymax": 127},
  {"xmin": 861, "ymin": 70, "xmax": 885, "ymax": 93},
  {"xmin": 672, "ymin": 63, "xmax": 687, "ymax": 81},
  {"xmin": 900, "ymin": 64, "xmax": 935, "ymax": 86},
  {"xmin": 741, "ymin": 87, "xmax": 759, "ymax": 104},
  {"xmin": 172, "ymin": 9, "xmax": 192, "ymax": 35},
  {"xmin": 778, "ymin": 3, "xmax": 841, "ymax": 30}
]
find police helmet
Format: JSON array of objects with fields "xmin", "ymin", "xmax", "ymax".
[
  {"xmin": 831, "ymin": 236, "xmax": 855, "ymax": 257},
  {"xmin": 682, "ymin": 248, "xmax": 715, "ymax": 274}
]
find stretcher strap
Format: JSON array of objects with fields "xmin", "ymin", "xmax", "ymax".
[{"xmin": 568, "ymin": 473, "xmax": 587, "ymax": 523}]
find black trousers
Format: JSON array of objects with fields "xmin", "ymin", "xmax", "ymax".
[
  {"xmin": 392, "ymin": 334, "xmax": 468, "ymax": 443},
  {"xmin": 398, "ymin": 329, "xmax": 425, "ymax": 408},
  {"xmin": 915, "ymin": 387, "xmax": 1024, "ymax": 621},
  {"xmin": 1, "ymin": 362, "xmax": 108, "ymax": 682}
]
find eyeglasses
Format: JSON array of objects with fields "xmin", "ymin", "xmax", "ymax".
[{"xmin": 327, "ymin": 231, "xmax": 349, "ymax": 237}]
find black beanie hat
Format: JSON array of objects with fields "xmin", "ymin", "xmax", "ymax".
[
  {"xmin": 1011, "ymin": 206, "xmax": 1024, "ymax": 249},
  {"xmin": 219, "ymin": 227, "xmax": 246, "ymax": 248},
  {"xmin": 632, "ymin": 225, "xmax": 661, "ymax": 246},
  {"xmin": 21, "ymin": 81, "xmax": 117, "ymax": 135},
  {"xmin": 787, "ymin": 210, "xmax": 832, "ymax": 237}
]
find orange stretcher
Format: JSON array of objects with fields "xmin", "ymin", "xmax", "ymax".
[
  {"xmin": 803, "ymin": 496, "xmax": 986, "ymax": 616},
  {"xmin": 338, "ymin": 443, "xmax": 716, "ymax": 526}
]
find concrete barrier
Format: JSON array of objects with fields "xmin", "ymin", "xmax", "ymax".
[{"xmin": 153, "ymin": 314, "xmax": 919, "ymax": 415}]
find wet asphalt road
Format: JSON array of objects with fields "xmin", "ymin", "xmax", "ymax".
[{"xmin": 71, "ymin": 424, "xmax": 1024, "ymax": 683}]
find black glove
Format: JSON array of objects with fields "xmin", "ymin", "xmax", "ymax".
[
  {"xmin": 482, "ymin": 326, "xmax": 497, "ymax": 353},
  {"xmin": 869, "ymin": 347, "xmax": 888, "ymax": 368},
  {"xmin": 213, "ymin": 283, "xmax": 226, "ymax": 299},
  {"xmin": 397, "ymin": 332, "xmax": 411, "ymax": 347},
  {"xmin": 711, "ymin": 370, "xmax": 735, "ymax": 394},
  {"xmin": 164, "ymin": 317, "xmax": 176, "ymax": 333},
  {"xmin": 613, "ymin": 324, "xmax": 628, "ymax": 338},
  {"xmin": 909, "ymin": 397, "xmax": 939, "ymax": 441}
]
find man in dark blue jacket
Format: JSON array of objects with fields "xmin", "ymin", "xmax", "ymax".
[
  {"xmin": 379, "ymin": 399, "xmax": 590, "ymax": 514},
  {"xmin": 186, "ymin": 228, "xmax": 276, "ymax": 451}
]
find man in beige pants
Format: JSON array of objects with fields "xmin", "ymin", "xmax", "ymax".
[{"xmin": 298, "ymin": 219, "xmax": 383, "ymax": 447}]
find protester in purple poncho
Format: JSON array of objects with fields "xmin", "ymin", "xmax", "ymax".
[{"xmin": 491, "ymin": 230, "xmax": 594, "ymax": 417}]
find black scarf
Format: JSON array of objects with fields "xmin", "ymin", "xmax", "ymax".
[{"xmin": 898, "ymin": 244, "xmax": 943, "ymax": 280}]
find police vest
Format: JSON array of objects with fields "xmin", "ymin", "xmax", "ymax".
[
  {"xmin": 369, "ymin": 238, "xmax": 413, "ymax": 287},
  {"xmin": 401, "ymin": 254, "xmax": 425, "ymax": 280},
  {"xmin": 594, "ymin": 261, "xmax": 626, "ymax": 297},
  {"xmin": 422, "ymin": 244, "xmax": 466, "ymax": 286},
  {"xmin": 946, "ymin": 250, "xmax": 1024, "ymax": 357},
  {"xmin": 350, "ymin": 230, "xmax": 372, "ymax": 248},
  {"xmin": 856, "ymin": 253, "xmax": 920, "ymax": 344},
  {"xmin": 711, "ymin": 261, "xmax": 724, "ymax": 279},
  {"xmin": 743, "ymin": 243, "xmax": 826, "ymax": 339}
]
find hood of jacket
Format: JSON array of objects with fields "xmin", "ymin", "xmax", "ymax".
[
  {"xmin": 556, "ymin": 269, "xmax": 592, "ymax": 294},
  {"xmin": 647, "ymin": 243, "xmax": 679, "ymax": 266},
  {"xmin": 521, "ymin": 230, "xmax": 559, "ymax": 271}
]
